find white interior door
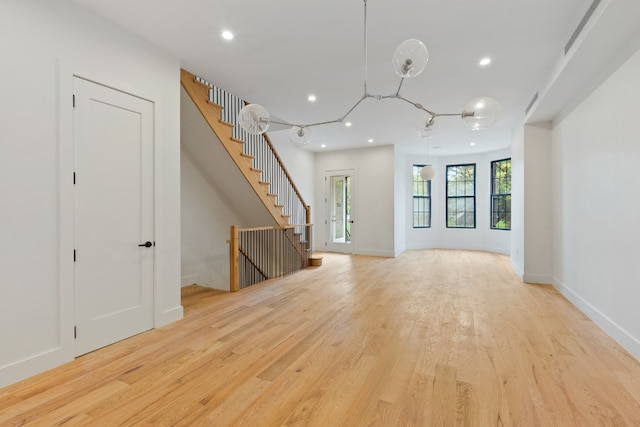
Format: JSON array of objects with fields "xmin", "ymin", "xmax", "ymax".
[
  {"xmin": 325, "ymin": 170, "xmax": 355, "ymax": 253},
  {"xmin": 73, "ymin": 77, "xmax": 154, "ymax": 356}
]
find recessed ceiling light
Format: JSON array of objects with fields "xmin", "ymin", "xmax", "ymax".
[
  {"xmin": 470, "ymin": 142, "xmax": 476, "ymax": 146},
  {"xmin": 321, "ymin": 144, "xmax": 326, "ymax": 148},
  {"xmin": 479, "ymin": 57, "xmax": 491, "ymax": 66},
  {"xmin": 345, "ymin": 122, "xmax": 352, "ymax": 127},
  {"xmin": 368, "ymin": 138, "xmax": 374, "ymax": 143},
  {"xmin": 308, "ymin": 95, "xmax": 317, "ymax": 102},
  {"xmin": 221, "ymin": 30, "xmax": 234, "ymax": 40}
]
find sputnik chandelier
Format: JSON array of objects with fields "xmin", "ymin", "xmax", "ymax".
[{"xmin": 237, "ymin": 0, "xmax": 500, "ymax": 154}]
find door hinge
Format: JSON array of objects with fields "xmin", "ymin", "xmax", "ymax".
[
  {"xmin": 74, "ymin": 326, "xmax": 77, "ymax": 339},
  {"xmin": 72, "ymin": 94, "xmax": 75, "ymax": 108},
  {"xmin": 73, "ymin": 172, "xmax": 76, "ymax": 185},
  {"xmin": 73, "ymin": 250, "xmax": 76, "ymax": 262}
]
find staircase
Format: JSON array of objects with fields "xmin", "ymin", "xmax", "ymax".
[
  {"xmin": 180, "ymin": 69, "xmax": 316, "ymax": 291},
  {"xmin": 180, "ymin": 69, "xmax": 309, "ymax": 227}
]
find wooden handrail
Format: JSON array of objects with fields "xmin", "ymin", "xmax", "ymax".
[{"xmin": 234, "ymin": 223, "xmax": 312, "ymax": 233}]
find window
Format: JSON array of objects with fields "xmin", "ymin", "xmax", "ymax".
[
  {"xmin": 491, "ymin": 158, "xmax": 511, "ymax": 230},
  {"xmin": 412, "ymin": 165, "xmax": 431, "ymax": 228},
  {"xmin": 446, "ymin": 164, "xmax": 476, "ymax": 228}
]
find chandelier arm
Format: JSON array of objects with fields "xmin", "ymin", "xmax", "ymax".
[
  {"xmin": 395, "ymin": 77, "xmax": 405, "ymax": 96},
  {"xmin": 268, "ymin": 119, "xmax": 296, "ymax": 127},
  {"xmin": 287, "ymin": 95, "xmax": 369, "ymax": 129},
  {"xmin": 363, "ymin": 0, "xmax": 369, "ymax": 95},
  {"xmin": 437, "ymin": 112, "xmax": 470, "ymax": 118},
  {"xmin": 396, "ymin": 96, "xmax": 437, "ymax": 117},
  {"xmin": 339, "ymin": 95, "xmax": 368, "ymax": 122}
]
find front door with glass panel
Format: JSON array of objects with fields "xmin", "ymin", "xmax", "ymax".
[{"xmin": 325, "ymin": 170, "xmax": 354, "ymax": 253}]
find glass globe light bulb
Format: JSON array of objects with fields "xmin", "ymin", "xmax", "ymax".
[
  {"xmin": 420, "ymin": 165, "xmax": 435, "ymax": 181},
  {"xmin": 462, "ymin": 97, "xmax": 500, "ymax": 131},
  {"xmin": 415, "ymin": 114, "xmax": 438, "ymax": 139},
  {"xmin": 289, "ymin": 126, "xmax": 312, "ymax": 148},
  {"xmin": 238, "ymin": 104, "xmax": 271, "ymax": 135},
  {"xmin": 392, "ymin": 39, "xmax": 429, "ymax": 78}
]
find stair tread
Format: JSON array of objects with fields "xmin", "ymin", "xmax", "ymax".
[{"xmin": 206, "ymin": 100, "xmax": 223, "ymax": 109}]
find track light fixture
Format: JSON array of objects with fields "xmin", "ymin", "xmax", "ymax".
[{"xmin": 238, "ymin": 0, "xmax": 500, "ymax": 147}]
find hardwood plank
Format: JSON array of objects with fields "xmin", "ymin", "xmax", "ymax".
[{"xmin": 2, "ymin": 250, "xmax": 640, "ymax": 425}]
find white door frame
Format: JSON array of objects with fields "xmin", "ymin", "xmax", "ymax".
[
  {"xmin": 325, "ymin": 169, "xmax": 356, "ymax": 254},
  {"xmin": 57, "ymin": 61, "xmax": 163, "ymax": 363},
  {"xmin": 72, "ymin": 76, "xmax": 155, "ymax": 355}
]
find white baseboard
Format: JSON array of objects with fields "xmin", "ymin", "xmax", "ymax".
[
  {"xmin": 356, "ymin": 249, "xmax": 396, "ymax": 257},
  {"xmin": 510, "ymin": 259, "xmax": 524, "ymax": 281},
  {"xmin": 155, "ymin": 305, "xmax": 183, "ymax": 328},
  {"xmin": 522, "ymin": 273, "xmax": 553, "ymax": 285},
  {"xmin": 181, "ymin": 274, "xmax": 201, "ymax": 287},
  {"xmin": 0, "ymin": 346, "xmax": 73, "ymax": 389},
  {"xmin": 552, "ymin": 276, "xmax": 640, "ymax": 361}
]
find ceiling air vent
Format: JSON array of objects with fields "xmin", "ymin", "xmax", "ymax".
[
  {"xmin": 565, "ymin": 0, "xmax": 601, "ymax": 55},
  {"xmin": 526, "ymin": 92, "xmax": 539, "ymax": 115}
]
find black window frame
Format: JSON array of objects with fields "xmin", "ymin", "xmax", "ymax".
[
  {"xmin": 412, "ymin": 164, "xmax": 431, "ymax": 228},
  {"xmin": 490, "ymin": 158, "xmax": 511, "ymax": 230},
  {"xmin": 446, "ymin": 163, "xmax": 476, "ymax": 229}
]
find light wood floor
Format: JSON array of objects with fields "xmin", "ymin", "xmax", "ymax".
[{"xmin": 2, "ymin": 250, "xmax": 640, "ymax": 426}]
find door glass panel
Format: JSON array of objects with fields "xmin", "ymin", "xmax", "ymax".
[{"xmin": 330, "ymin": 175, "xmax": 351, "ymax": 244}]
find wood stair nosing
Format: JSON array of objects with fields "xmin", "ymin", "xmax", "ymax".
[
  {"xmin": 219, "ymin": 119, "xmax": 234, "ymax": 129},
  {"xmin": 206, "ymin": 99, "xmax": 224, "ymax": 110}
]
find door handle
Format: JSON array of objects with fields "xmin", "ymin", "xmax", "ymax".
[
  {"xmin": 348, "ymin": 220, "xmax": 354, "ymax": 223},
  {"xmin": 138, "ymin": 241, "xmax": 153, "ymax": 248}
]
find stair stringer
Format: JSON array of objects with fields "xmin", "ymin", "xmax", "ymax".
[{"xmin": 180, "ymin": 69, "xmax": 289, "ymax": 226}]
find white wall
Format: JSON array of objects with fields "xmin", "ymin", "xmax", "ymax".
[
  {"xmin": 550, "ymin": 47, "xmax": 640, "ymax": 358},
  {"xmin": 510, "ymin": 126, "xmax": 525, "ymax": 277},
  {"xmin": 404, "ymin": 149, "xmax": 511, "ymax": 254},
  {"xmin": 523, "ymin": 124, "xmax": 552, "ymax": 284},
  {"xmin": 314, "ymin": 145, "xmax": 396, "ymax": 256},
  {"xmin": 394, "ymin": 145, "xmax": 407, "ymax": 256},
  {"xmin": 510, "ymin": 123, "xmax": 553, "ymax": 283},
  {"xmin": 181, "ymin": 152, "xmax": 238, "ymax": 290},
  {"xmin": 0, "ymin": 0, "xmax": 182, "ymax": 387}
]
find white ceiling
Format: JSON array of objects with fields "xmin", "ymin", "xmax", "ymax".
[{"xmin": 72, "ymin": 0, "xmax": 595, "ymax": 155}]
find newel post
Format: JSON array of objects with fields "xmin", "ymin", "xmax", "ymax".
[{"xmin": 229, "ymin": 225, "xmax": 240, "ymax": 292}]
